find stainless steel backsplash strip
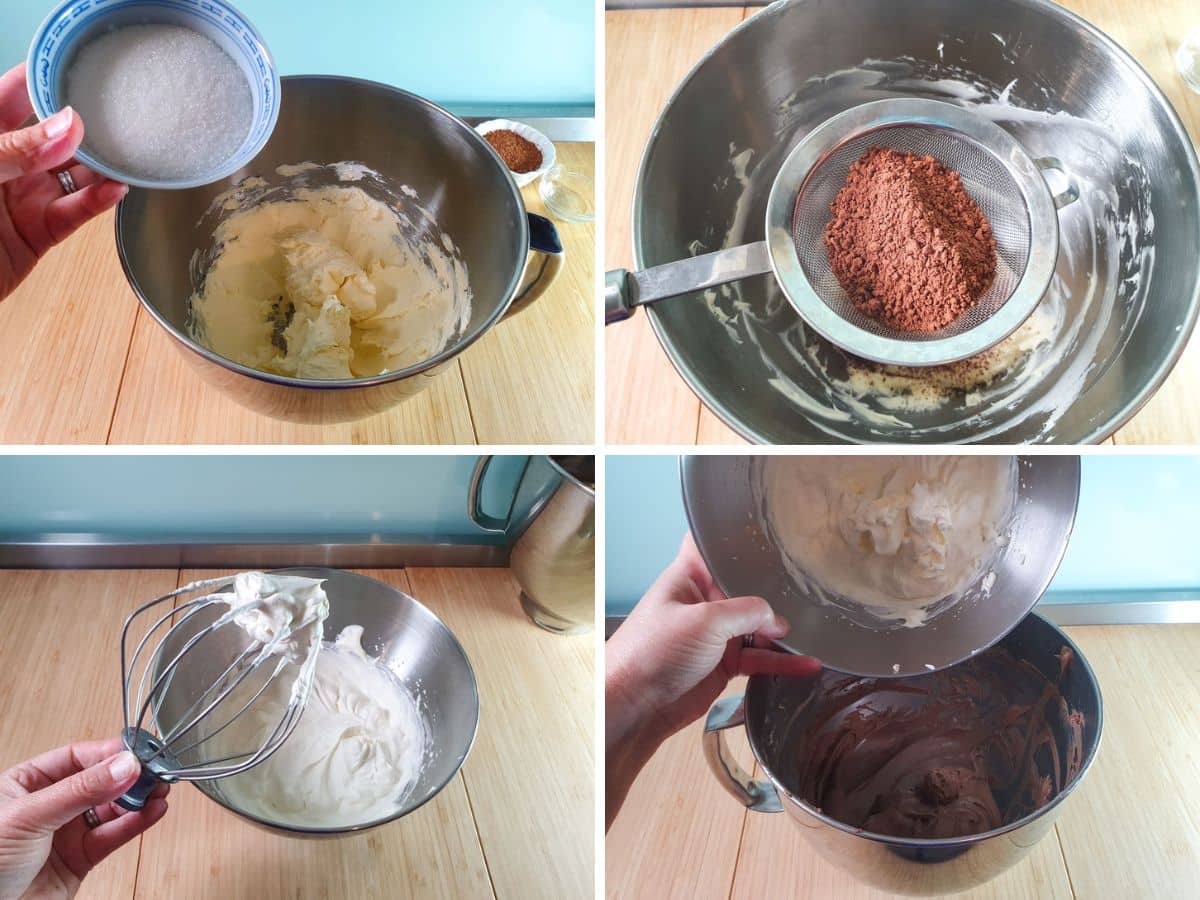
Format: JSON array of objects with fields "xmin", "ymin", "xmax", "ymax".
[
  {"xmin": 605, "ymin": 594, "xmax": 1200, "ymax": 637},
  {"xmin": 606, "ymin": 2, "xmax": 770, "ymax": 9},
  {"xmin": 1039, "ymin": 599, "xmax": 1200, "ymax": 626},
  {"xmin": 0, "ymin": 538, "xmax": 508, "ymax": 569}
]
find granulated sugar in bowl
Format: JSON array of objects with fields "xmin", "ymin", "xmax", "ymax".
[
  {"xmin": 66, "ymin": 25, "xmax": 252, "ymax": 182},
  {"xmin": 27, "ymin": 0, "xmax": 280, "ymax": 190}
]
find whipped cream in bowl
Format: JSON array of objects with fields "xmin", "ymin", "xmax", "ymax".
[
  {"xmin": 760, "ymin": 456, "xmax": 1016, "ymax": 629},
  {"xmin": 163, "ymin": 568, "xmax": 479, "ymax": 836},
  {"xmin": 208, "ymin": 624, "xmax": 429, "ymax": 829},
  {"xmin": 681, "ymin": 455, "xmax": 1080, "ymax": 677}
]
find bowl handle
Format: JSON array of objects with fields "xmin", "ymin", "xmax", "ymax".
[
  {"xmin": 506, "ymin": 214, "xmax": 565, "ymax": 318},
  {"xmin": 702, "ymin": 694, "xmax": 782, "ymax": 813},
  {"xmin": 468, "ymin": 455, "xmax": 513, "ymax": 532}
]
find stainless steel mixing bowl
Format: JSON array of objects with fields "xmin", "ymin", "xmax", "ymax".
[
  {"xmin": 703, "ymin": 611, "xmax": 1102, "ymax": 895},
  {"xmin": 116, "ymin": 75, "xmax": 563, "ymax": 424},
  {"xmin": 469, "ymin": 455, "xmax": 596, "ymax": 634},
  {"xmin": 152, "ymin": 568, "xmax": 479, "ymax": 837},
  {"xmin": 629, "ymin": 0, "xmax": 1200, "ymax": 443},
  {"xmin": 681, "ymin": 455, "xmax": 1080, "ymax": 676}
]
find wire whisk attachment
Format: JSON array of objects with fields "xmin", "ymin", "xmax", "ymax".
[{"xmin": 116, "ymin": 572, "xmax": 329, "ymax": 810}]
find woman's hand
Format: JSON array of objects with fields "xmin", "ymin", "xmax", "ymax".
[
  {"xmin": 0, "ymin": 63, "xmax": 128, "ymax": 302},
  {"xmin": 0, "ymin": 739, "xmax": 169, "ymax": 900},
  {"xmin": 605, "ymin": 533, "xmax": 820, "ymax": 827}
]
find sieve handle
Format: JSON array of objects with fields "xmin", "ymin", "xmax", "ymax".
[
  {"xmin": 702, "ymin": 694, "xmax": 782, "ymax": 813},
  {"xmin": 605, "ymin": 241, "xmax": 773, "ymax": 324},
  {"xmin": 1034, "ymin": 156, "xmax": 1080, "ymax": 210}
]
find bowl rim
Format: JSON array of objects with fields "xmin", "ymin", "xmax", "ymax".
[
  {"xmin": 546, "ymin": 455, "xmax": 596, "ymax": 496},
  {"xmin": 114, "ymin": 73, "xmax": 530, "ymax": 391},
  {"xmin": 25, "ymin": 0, "xmax": 282, "ymax": 191},
  {"xmin": 746, "ymin": 609, "xmax": 1105, "ymax": 849},
  {"xmin": 183, "ymin": 566, "xmax": 481, "ymax": 836},
  {"xmin": 632, "ymin": 0, "xmax": 1200, "ymax": 445}
]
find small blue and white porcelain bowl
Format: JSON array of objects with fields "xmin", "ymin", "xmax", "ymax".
[{"xmin": 26, "ymin": 0, "xmax": 280, "ymax": 190}]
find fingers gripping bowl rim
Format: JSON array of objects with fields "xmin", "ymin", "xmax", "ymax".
[{"xmin": 26, "ymin": 0, "xmax": 281, "ymax": 191}]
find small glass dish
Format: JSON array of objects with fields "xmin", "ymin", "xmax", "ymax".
[{"xmin": 538, "ymin": 165, "xmax": 595, "ymax": 223}]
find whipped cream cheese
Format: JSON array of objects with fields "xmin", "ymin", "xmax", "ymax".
[
  {"xmin": 761, "ymin": 456, "xmax": 1016, "ymax": 627},
  {"xmin": 213, "ymin": 624, "xmax": 427, "ymax": 828},
  {"xmin": 189, "ymin": 163, "xmax": 472, "ymax": 380}
]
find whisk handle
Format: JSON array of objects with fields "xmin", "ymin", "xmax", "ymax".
[
  {"xmin": 115, "ymin": 767, "xmax": 161, "ymax": 811},
  {"xmin": 115, "ymin": 727, "xmax": 180, "ymax": 811}
]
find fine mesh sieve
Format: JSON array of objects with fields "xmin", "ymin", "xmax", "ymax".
[
  {"xmin": 790, "ymin": 124, "xmax": 1031, "ymax": 342},
  {"xmin": 766, "ymin": 98, "xmax": 1076, "ymax": 365},
  {"xmin": 606, "ymin": 98, "xmax": 1079, "ymax": 368}
]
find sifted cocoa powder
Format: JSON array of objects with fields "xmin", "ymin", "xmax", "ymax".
[{"xmin": 824, "ymin": 147, "xmax": 997, "ymax": 333}]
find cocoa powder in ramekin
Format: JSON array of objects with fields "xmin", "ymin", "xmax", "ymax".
[
  {"xmin": 485, "ymin": 129, "xmax": 543, "ymax": 174},
  {"xmin": 824, "ymin": 147, "xmax": 998, "ymax": 333}
]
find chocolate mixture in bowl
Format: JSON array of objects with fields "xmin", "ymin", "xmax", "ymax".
[
  {"xmin": 824, "ymin": 147, "xmax": 998, "ymax": 333},
  {"xmin": 793, "ymin": 646, "xmax": 1084, "ymax": 839}
]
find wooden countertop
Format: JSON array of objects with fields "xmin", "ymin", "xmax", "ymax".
[
  {"xmin": 0, "ymin": 143, "xmax": 594, "ymax": 445},
  {"xmin": 0, "ymin": 567, "xmax": 594, "ymax": 900},
  {"xmin": 607, "ymin": 622, "xmax": 1200, "ymax": 900},
  {"xmin": 605, "ymin": 3, "xmax": 1200, "ymax": 445}
]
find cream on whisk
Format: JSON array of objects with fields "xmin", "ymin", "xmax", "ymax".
[{"xmin": 223, "ymin": 571, "xmax": 329, "ymax": 665}]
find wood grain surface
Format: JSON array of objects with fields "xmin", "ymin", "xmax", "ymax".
[
  {"xmin": 0, "ymin": 144, "xmax": 593, "ymax": 445},
  {"xmin": 604, "ymin": 3, "xmax": 1200, "ymax": 445},
  {"xmin": 0, "ymin": 570, "xmax": 180, "ymax": 900},
  {"xmin": 0, "ymin": 567, "xmax": 593, "ymax": 900},
  {"xmin": 606, "ymin": 623, "xmax": 1200, "ymax": 900}
]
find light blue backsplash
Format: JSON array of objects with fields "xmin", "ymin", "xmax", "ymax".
[
  {"xmin": 3, "ymin": 1, "xmax": 594, "ymax": 115},
  {"xmin": 0, "ymin": 455, "xmax": 536, "ymax": 543},
  {"xmin": 606, "ymin": 455, "xmax": 689, "ymax": 610},
  {"xmin": 606, "ymin": 455, "xmax": 1200, "ymax": 614}
]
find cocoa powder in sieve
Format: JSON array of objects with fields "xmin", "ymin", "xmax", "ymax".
[{"xmin": 824, "ymin": 147, "xmax": 997, "ymax": 333}]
